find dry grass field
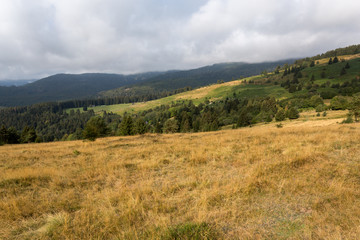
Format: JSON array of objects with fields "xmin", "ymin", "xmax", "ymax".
[{"xmin": 1, "ymin": 112, "xmax": 360, "ymax": 239}]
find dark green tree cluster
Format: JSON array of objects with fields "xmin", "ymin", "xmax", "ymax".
[
  {"xmin": 82, "ymin": 116, "xmax": 109, "ymax": 141},
  {"xmin": 307, "ymin": 44, "xmax": 360, "ymax": 61},
  {"xmin": 58, "ymin": 86, "xmax": 193, "ymax": 109},
  {"xmin": 0, "ymin": 102, "xmax": 96, "ymax": 142},
  {"xmin": 0, "ymin": 125, "xmax": 20, "ymax": 145}
]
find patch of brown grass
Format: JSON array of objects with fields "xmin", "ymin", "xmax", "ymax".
[{"xmin": 1, "ymin": 120, "xmax": 360, "ymax": 239}]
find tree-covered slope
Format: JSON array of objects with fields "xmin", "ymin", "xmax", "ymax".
[
  {"xmin": 0, "ymin": 72, "xmax": 162, "ymax": 107},
  {"xmin": 98, "ymin": 60, "xmax": 296, "ymax": 98}
]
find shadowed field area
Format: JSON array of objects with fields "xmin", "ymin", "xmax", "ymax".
[{"xmin": 1, "ymin": 117, "xmax": 360, "ymax": 239}]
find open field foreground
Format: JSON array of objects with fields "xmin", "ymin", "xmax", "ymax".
[{"xmin": 1, "ymin": 119, "xmax": 360, "ymax": 239}]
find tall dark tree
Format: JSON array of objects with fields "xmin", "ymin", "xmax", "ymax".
[
  {"xmin": 340, "ymin": 67, "xmax": 346, "ymax": 76},
  {"xmin": 119, "ymin": 116, "xmax": 134, "ymax": 136},
  {"xmin": 134, "ymin": 118, "xmax": 147, "ymax": 135},
  {"xmin": 333, "ymin": 56, "xmax": 339, "ymax": 63},
  {"xmin": 82, "ymin": 116, "xmax": 109, "ymax": 141},
  {"xmin": 21, "ymin": 126, "xmax": 37, "ymax": 143}
]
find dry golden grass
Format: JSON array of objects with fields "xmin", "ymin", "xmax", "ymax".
[
  {"xmin": 1, "ymin": 115, "xmax": 360, "ymax": 239},
  {"xmin": 315, "ymin": 53, "xmax": 360, "ymax": 65}
]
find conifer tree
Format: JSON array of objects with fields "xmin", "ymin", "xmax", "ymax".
[
  {"xmin": 333, "ymin": 56, "xmax": 339, "ymax": 63},
  {"xmin": 275, "ymin": 108, "xmax": 286, "ymax": 121},
  {"xmin": 134, "ymin": 118, "xmax": 147, "ymax": 135},
  {"xmin": 119, "ymin": 116, "xmax": 134, "ymax": 136},
  {"xmin": 83, "ymin": 116, "xmax": 109, "ymax": 141},
  {"xmin": 340, "ymin": 67, "xmax": 346, "ymax": 76}
]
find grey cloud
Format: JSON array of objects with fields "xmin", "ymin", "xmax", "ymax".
[{"xmin": 0, "ymin": 0, "xmax": 359, "ymax": 80}]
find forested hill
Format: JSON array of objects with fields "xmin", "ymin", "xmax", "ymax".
[
  {"xmin": 99, "ymin": 60, "xmax": 295, "ymax": 98},
  {"xmin": 0, "ymin": 72, "xmax": 162, "ymax": 107}
]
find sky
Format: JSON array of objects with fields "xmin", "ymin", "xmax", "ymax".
[{"xmin": 0, "ymin": 0, "xmax": 360, "ymax": 80}]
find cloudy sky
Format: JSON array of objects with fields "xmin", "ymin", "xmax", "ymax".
[{"xmin": 0, "ymin": 0, "xmax": 359, "ymax": 80}]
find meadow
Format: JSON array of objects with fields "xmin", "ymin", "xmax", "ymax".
[
  {"xmin": 1, "ymin": 110, "xmax": 360, "ymax": 239},
  {"xmin": 70, "ymin": 75, "xmax": 291, "ymax": 116}
]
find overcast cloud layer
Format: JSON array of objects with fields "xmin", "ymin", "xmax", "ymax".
[{"xmin": 1, "ymin": 0, "xmax": 359, "ymax": 80}]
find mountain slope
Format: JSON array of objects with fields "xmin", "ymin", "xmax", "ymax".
[
  {"xmin": 99, "ymin": 60, "xmax": 295, "ymax": 98},
  {"xmin": 0, "ymin": 72, "xmax": 162, "ymax": 107}
]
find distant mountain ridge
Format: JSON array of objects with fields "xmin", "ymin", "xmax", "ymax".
[
  {"xmin": 0, "ymin": 79, "xmax": 35, "ymax": 87},
  {"xmin": 99, "ymin": 60, "xmax": 296, "ymax": 98},
  {"xmin": 0, "ymin": 72, "xmax": 163, "ymax": 107},
  {"xmin": 0, "ymin": 60, "xmax": 296, "ymax": 107}
]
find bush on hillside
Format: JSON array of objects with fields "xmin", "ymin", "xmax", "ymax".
[
  {"xmin": 83, "ymin": 116, "xmax": 109, "ymax": 141},
  {"xmin": 286, "ymin": 107, "xmax": 300, "ymax": 119},
  {"xmin": 330, "ymin": 96, "xmax": 349, "ymax": 110}
]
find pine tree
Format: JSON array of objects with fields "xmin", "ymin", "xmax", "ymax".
[
  {"xmin": 21, "ymin": 126, "xmax": 37, "ymax": 143},
  {"xmin": 0, "ymin": 125, "xmax": 8, "ymax": 145},
  {"xmin": 83, "ymin": 116, "xmax": 109, "ymax": 141},
  {"xmin": 119, "ymin": 116, "xmax": 134, "ymax": 136},
  {"xmin": 275, "ymin": 108, "xmax": 286, "ymax": 121},
  {"xmin": 310, "ymin": 74, "xmax": 315, "ymax": 82},
  {"xmin": 333, "ymin": 56, "xmax": 339, "ymax": 63},
  {"xmin": 328, "ymin": 58, "xmax": 333, "ymax": 65},
  {"xmin": 340, "ymin": 67, "xmax": 346, "ymax": 76},
  {"xmin": 163, "ymin": 118, "xmax": 179, "ymax": 133},
  {"xmin": 134, "ymin": 118, "xmax": 147, "ymax": 135}
]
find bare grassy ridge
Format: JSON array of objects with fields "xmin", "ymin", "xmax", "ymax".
[{"xmin": 1, "ymin": 117, "xmax": 360, "ymax": 239}]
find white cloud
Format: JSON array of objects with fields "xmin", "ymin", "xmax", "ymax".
[{"xmin": 0, "ymin": 0, "xmax": 359, "ymax": 80}]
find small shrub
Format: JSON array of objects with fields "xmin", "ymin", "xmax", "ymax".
[
  {"xmin": 315, "ymin": 104, "xmax": 325, "ymax": 112},
  {"xmin": 342, "ymin": 113, "xmax": 354, "ymax": 124},
  {"xmin": 275, "ymin": 109, "xmax": 286, "ymax": 121},
  {"xmin": 323, "ymin": 111, "xmax": 327, "ymax": 117},
  {"xmin": 286, "ymin": 107, "xmax": 300, "ymax": 119},
  {"xmin": 276, "ymin": 123, "xmax": 283, "ymax": 128}
]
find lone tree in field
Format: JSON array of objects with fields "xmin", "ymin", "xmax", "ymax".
[{"xmin": 83, "ymin": 116, "xmax": 109, "ymax": 141}]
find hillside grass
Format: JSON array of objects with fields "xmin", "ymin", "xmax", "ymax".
[
  {"xmin": 1, "ymin": 111, "xmax": 360, "ymax": 239},
  {"xmin": 75, "ymin": 75, "xmax": 291, "ymax": 115},
  {"xmin": 71, "ymin": 55, "xmax": 360, "ymax": 116},
  {"xmin": 302, "ymin": 56, "xmax": 360, "ymax": 85}
]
